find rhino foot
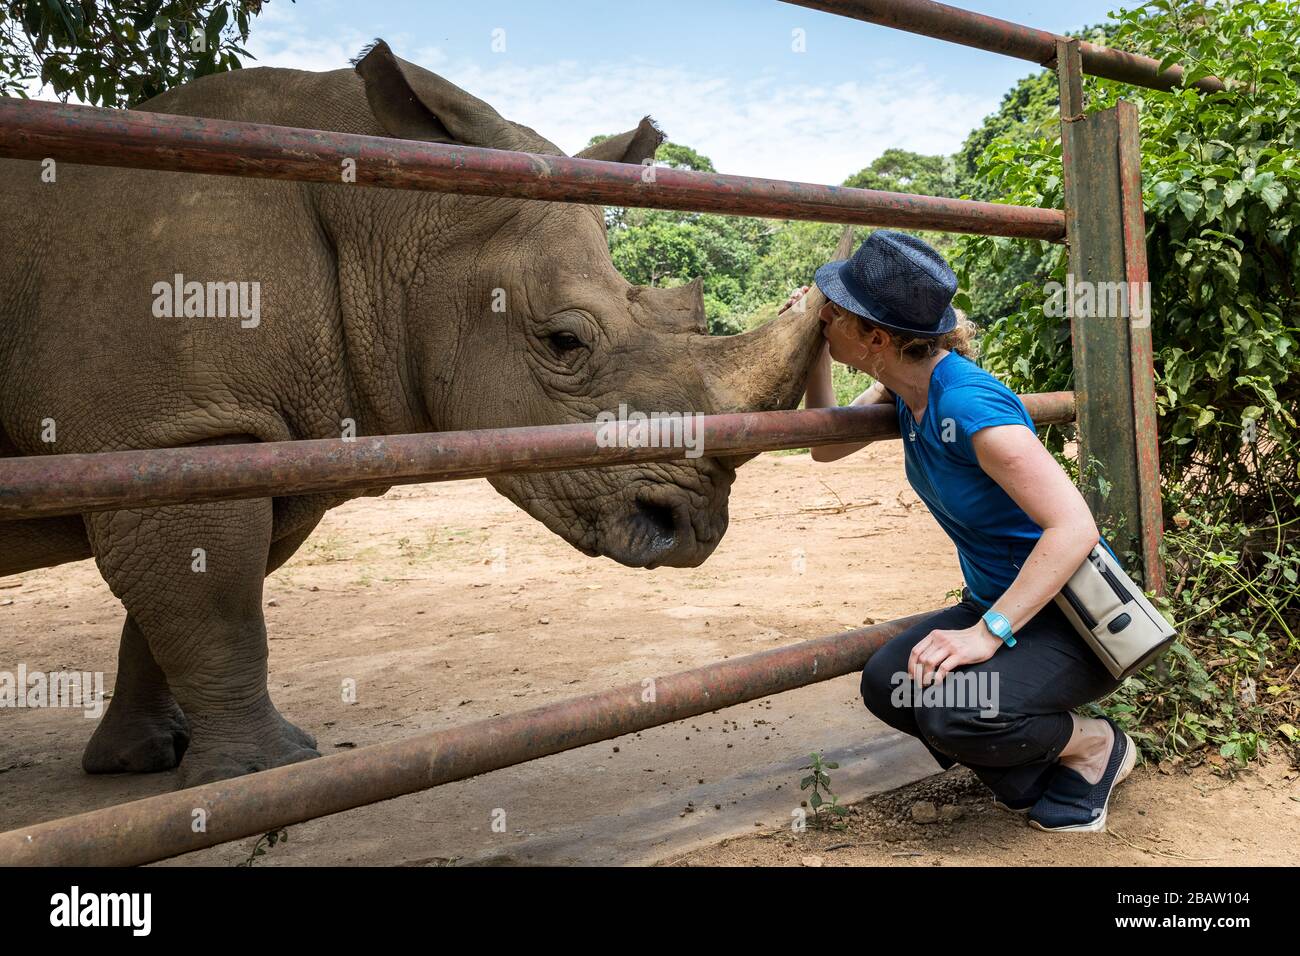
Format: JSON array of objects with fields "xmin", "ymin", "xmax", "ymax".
[
  {"xmin": 83, "ymin": 700, "xmax": 191, "ymax": 774},
  {"xmin": 176, "ymin": 711, "xmax": 320, "ymax": 789}
]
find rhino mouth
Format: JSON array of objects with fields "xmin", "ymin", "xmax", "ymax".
[
  {"xmin": 601, "ymin": 482, "xmax": 724, "ymax": 570},
  {"xmin": 489, "ymin": 465, "xmax": 731, "ymax": 570}
]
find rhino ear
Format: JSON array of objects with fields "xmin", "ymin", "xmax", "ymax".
[
  {"xmin": 576, "ymin": 117, "xmax": 664, "ymax": 165},
  {"xmin": 632, "ymin": 278, "xmax": 707, "ymax": 334},
  {"xmin": 353, "ymin": 39, "xmax": 549, "ymax": 151}
]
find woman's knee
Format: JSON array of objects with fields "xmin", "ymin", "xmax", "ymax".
[
  {"xmin": 914, "ymin": 703, "xmax": 1044, "ymax": 766},
  {"xmin": 912, "ymin": 704, "xmax": 991, "ymax": 759},
  {"xmin": 860, "ymin": 651, "xmax": 904, "ymax": 719}
]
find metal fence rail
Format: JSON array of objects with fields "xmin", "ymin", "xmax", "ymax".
[
  {"xmin": 781, "ymin": 0, "xmax": 1225, "ymax": 92},
  {"xmin": 0, "ymin": 393, "xmax": 1076, "ymax": 521},
  {"xmin": 0, "ymin": 99, "xmax": 1066, "ymax": 240},
  {"xmin": 0, "ymin": 612, "xmax": 932, "ymax": 866}
]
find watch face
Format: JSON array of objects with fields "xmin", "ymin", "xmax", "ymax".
[{"xmin": 984, "ymin": 613, "xmax": 1010, "ymax": 639}]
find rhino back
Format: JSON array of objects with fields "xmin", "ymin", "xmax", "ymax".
[{"xmin": 0, "ymin": 67, "xmax": 382, "ymax": 457}]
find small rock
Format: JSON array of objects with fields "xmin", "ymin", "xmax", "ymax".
[
  {"xmin": 538, "ymin": 617, "xmax": 550, "ymax": 625},
  {"xmin": 911, "ymin": 801, "xmax": 939, "ymax": 824},
  {"xmin": 800, "ymin": 855, "xmax": 824, "ymax": 867},
  {"xmin": 938, "ymin": 805, "xmax": 963, "ymax": 823},
  {"xmin": 265, "ymin": 598, "xmax": 279, "ymax": 607}
]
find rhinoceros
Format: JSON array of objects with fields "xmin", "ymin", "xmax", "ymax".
[{"xmin": 0, "ymin": 40, "xmax": 823, "ymax": 786}]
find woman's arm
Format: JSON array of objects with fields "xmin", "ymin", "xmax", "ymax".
[
  {"xmin": 804, "ymin": 343, "xmax": 892, "ymax": 462},
  {"xmin": 806, "ymin": 349, "xmax": 891, "ymax": 458},
  {"xmin": 781, "ymin": 283, "xmax": 889, "ymax": 462},
  {"xmin": 971, "ymin": 424, "xmax": 1099, "ymax": 630},
  {"xmin": 908, "ymin": 424, "xmax": 1098, "ymax": 685}
]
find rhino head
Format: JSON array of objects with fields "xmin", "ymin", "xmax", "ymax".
[{"xmin": 334, "ymin": 41, "xmax": 824, "ymax": 568}]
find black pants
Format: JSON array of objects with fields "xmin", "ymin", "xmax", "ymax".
[{"xmin": 860, "ymin": 592, "xmax": 1123, "ymax": 804}]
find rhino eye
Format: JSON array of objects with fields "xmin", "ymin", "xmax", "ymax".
[{"xmin": 547, "ymin": 330, "xmax": 586, "ymax": 356}]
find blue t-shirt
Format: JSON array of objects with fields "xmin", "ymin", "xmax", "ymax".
[{"xmin": 895, "ymin": 352, "xmax": 1043, "ymax": 608}]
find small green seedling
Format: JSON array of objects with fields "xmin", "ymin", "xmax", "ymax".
[
  {"xmin": 800, "ymin": 751, "xmax": 850, "ymax": 829},
  {"xmin": 239, "ymin": 828, "xmax": 289, "ymax": 866}
]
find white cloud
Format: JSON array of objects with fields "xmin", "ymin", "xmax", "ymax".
[
  {"xmin": 246, "ymin": 35, "xmax": 996, "ymax": 187},
  {"xmin": 12, "ymin": 0, "xmax": 993, "ymax": 187}
]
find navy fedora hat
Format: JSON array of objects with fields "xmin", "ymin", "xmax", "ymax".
[{"xmin": 813, "ymin": 230, "xmax": 958, "ymax": 337}]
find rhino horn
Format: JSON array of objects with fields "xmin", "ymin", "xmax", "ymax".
[{"xmin": 695, "ymin": 291, "xmax": 827, "ymax": 415}]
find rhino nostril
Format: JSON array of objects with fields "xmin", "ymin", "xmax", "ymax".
[{"xmin": 634, "ymin": 499, "xmax": 678, "ymax": 548}]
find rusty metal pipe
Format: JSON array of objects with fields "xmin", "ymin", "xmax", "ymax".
[
  {"xmin": 0, "ymin": 98, "xmax": 1065, "ymax": 241},
  {"xmin": 0, "ymin": 392, "xmax": 1076, "ymax": 522},
  {"xmin": 782, "ymin": 0, "xmax": 1225, "ymax": 93},
  {"xmin": 0, "ymin": 611, "xmax": 935, "ymax": 866}
]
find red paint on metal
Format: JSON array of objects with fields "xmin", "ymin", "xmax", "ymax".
[
  {"xmin": 0, "ymin": 99, "xmax": 1066, "ymax": 240},
  {"xmin": 0, "ymin": 393, "xmax": 1076, "ymax": 522},
  {"xmin": 1116, "ymin": 102, "xmax": 1167, "ymax": 594},
  {"xmin": 783, "ymin": 0, "xmax": 1224, "ymax": 92}
]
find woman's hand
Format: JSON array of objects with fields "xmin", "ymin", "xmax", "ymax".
[
  {"xmin": 907, "ymin": 624, "xmax": 1002, "ymax": 686},
  {"xmin": 779, "ymin": 285, "xmax": 811, "ymax": 315}
]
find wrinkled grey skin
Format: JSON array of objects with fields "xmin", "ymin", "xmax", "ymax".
[{"xmin": 0, "ymin": 41, "xmax": 823, "ymax": 786}]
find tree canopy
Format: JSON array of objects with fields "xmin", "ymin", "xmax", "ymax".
[{"xmin": 0, "ymin": 0, "xmax": 269, "ymax": 106}]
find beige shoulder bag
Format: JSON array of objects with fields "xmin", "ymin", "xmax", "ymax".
[{"xmin": 1054, "ymin": 545, "xmax": 1176, "ymax": 680}]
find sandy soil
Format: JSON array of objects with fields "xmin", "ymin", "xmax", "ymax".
[
  {"xmin": 2, "ymin": 445, "xmax": 1295, "ymax": 865},
  {"xmin": 669, "ymin": 757, "xmax": 1300, "ymax": 867}
]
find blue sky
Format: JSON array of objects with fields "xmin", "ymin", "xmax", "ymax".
[{"xmin": 243, "ymin": 1, "xmax": 1124, "ymax": 184}]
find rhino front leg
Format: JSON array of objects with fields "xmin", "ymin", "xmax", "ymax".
[
  {"xmin": 84, "ymin": 500, "xmax": 319, "ymax": 789},
  {"xmin": 83, "ymin": 614, "xmax": 191, "ymax": 773}
]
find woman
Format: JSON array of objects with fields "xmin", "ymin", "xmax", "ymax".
[{"xmin": 790, "ymin": 230, "xmax": 1134, "ymax": 832}]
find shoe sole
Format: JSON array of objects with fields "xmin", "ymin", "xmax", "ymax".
[
  {"xmin": 992, "ymin": 801, "xmax": 1033, "ymax": 814},
  {"xmin": 1029, "ymin": 729, "xmax": 1137, "ymax": 834}
]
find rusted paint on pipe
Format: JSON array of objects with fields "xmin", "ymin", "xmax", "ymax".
[
  {"xmin": 0, "ymin": 611, "xmax": 934, "ymax": 866},
  {"xmin": 0, "ymin": 98, "xmax": 1065, "ymax": 241},
  {"xmin": 1116, "ymin": 102, "xmax": 1167, "ymax": 595},
  {"xmin": 783, "ymin": 0, "xmax": 1225, "ymax": 93},
  {"xmin": 0, "ymin": 392, "xmax": 1076, "ymax": 522}
]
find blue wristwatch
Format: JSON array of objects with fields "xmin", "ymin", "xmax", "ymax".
[{"xmin": 982, "ymin": 610, "xmax": 1016, "ymax": 647}]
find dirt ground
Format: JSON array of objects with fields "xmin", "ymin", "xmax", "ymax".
[
  {"xmin": 2, "ymin": 444, "xmax": 1296, "ymax": 866},
  {"xmin": 671, "ymin": 757, "xmax": 1300, "ymax": 867}
]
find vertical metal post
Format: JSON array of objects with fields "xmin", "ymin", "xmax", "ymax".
[{"xmin": 1057, "ymin": 39, "xmax": 1166, "ymax": 592}]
